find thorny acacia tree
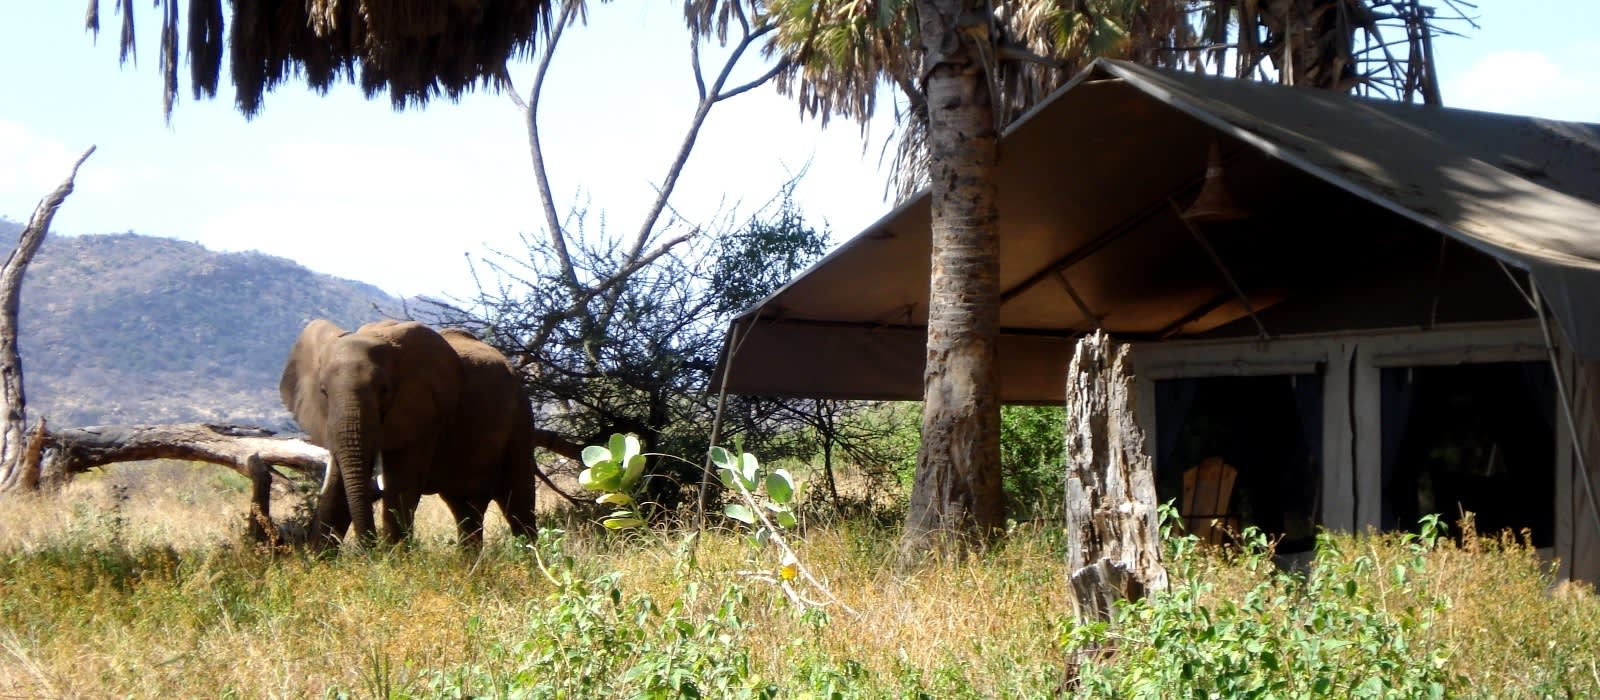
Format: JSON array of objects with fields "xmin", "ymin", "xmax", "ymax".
[
  {"xmin": 763, "ymin": 0, "xmax": 1471, "ymax": 562},
  {"xmin": 417, "ymin": 1, "xmax": 827, "ymax": 512},
  {"xmin": 427, "ymin": 189, "xmax": 832, "ymax": 513}
]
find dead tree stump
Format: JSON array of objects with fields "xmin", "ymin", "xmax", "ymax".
[
  {"xmin": 1064, "ymin": 331, "xmax": 1168, "ymax": 623},
  {"xmin": 0, "ymin": 147, "xmax": 94, "ymax": 493},
  {"xmin": 246, "ymin": 455, "xmax": 278, "ymax": 546}
]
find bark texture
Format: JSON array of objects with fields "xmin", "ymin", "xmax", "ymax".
[
  {"xmin": 1064, "ymin": 331, "xmax": 1168, "ymax": 622},
  {"xmin": 247, "ymin": 455, "xmax": 277, "ymax": 545},
  {"xmin": 0, "ymin": 147, "xmax": 94, "ymax": 493},
  {"xmin": 899, "ymin": 0, "xmax": 1005, "ymax": 565}
]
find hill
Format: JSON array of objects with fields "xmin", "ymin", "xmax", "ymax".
[{"xmin": 0, "ymin": 219, "xmax": 411, "ymax": 429}]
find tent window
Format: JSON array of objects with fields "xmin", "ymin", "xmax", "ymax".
[
  {"xmin": 1380, "ymin": 361, "xmax": 1556, "ymax": 546},
  {"xmin": 1154, "ymin": 374, "xmax": 1323, "ymax": 553}
]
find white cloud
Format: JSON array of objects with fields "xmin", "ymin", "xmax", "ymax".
[
  {"xmin": 0, "ymin": 121, "xmax": 82, "ymax": 207},
  {"xmin": 194, "ymin": 139, "xmax": 538, "ymax": 298},
  {"xmin": 1443, "ymin": 46, "xmax": 1600, "ymax": 122}
]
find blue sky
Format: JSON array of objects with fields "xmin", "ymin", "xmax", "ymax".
[{"xmin": 2, "ymin": 1, "xmax": 1597, "ymax": 299}]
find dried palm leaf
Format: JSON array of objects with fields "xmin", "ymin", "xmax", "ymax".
[{"xmin": 92, "ymin": 0, "xmax": 556, "ymax": 119}]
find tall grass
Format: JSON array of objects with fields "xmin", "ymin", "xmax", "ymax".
[{"xmin": 0, "ymin": 462, "xmax": 1596, "ymax": 697}]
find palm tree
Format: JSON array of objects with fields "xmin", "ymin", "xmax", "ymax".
[{"xmin": 765, "ymin": 0, "xmax": 1195, "ymax": 560}]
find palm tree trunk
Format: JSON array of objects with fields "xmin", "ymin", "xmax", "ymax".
[{"xmin": 898, "ymin": 0, "xmax": 1005, "ymax": 564}]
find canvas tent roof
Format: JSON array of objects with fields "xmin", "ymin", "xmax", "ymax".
[{"xmin": 717, "ymin": 59, "xmax": 1600, "ymax": 403}]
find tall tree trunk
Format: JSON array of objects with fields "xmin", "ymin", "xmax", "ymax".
[
  {"xmin": 899, "ymin": 0, "xmax": 1004, "ymax": 564},
  {"xmin": 0, "ymin": 147, "xmax": 94, "ymax": 493}
]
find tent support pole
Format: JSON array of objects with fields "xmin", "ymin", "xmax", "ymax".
[
  {"xmin": 1170, "ymin": 199, "xmax": 1270, "ymax": 342},
  {"xmin": 700, "ymin": 309, "xmax": 767, "ymax": 530},
  {"xmin": 1532, "ymin": 285, "xmax": 1600, "ymax": 549},
  {"xmin": 1000, "ymin": 181, "xmax": 1200, "ymax": 303},
  {"xmin": 1054, "ymin": 271, "xmax": 1104, "ymax": 330},
  {"xmin": 1157, "ymin": 291, "xmax": 1236, "ymax": 339}
]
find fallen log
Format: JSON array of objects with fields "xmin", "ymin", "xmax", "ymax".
[
  {"xmin": 31, "ymin": 421, "xmax": 588, "ymax": 504},
  {"xmin": 33, "ymin": 422, "xmax": 328, "ymax": 488}
]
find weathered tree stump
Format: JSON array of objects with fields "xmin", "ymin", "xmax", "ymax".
[
  {"xmin": 246, "ymin": 455, "xmax": 279, "ymax": 546},
  {"xmin": 1064, "ymin": 331, "xmax": 1168, "ymax": 623},
  {"xmin": 0, "ymin": 147, "xmax": 94, "ymax": 493}
]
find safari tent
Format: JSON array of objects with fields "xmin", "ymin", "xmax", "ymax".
[{"xmin": 716, "ymin": 59, "xmax": 1600, "ymax": 582}]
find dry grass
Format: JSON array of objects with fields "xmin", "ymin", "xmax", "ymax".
[{"xmin": 0, "ymin": 463, "xmax": 1596, "ymax": 697}]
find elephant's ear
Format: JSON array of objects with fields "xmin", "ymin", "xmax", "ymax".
[
  {"xmin": 281, "ymin": 319, "xmax": 345, "ymax": 442},
  {"xmin": 373, "ymin": 322, "xmax": 466, "ymax": 441}
]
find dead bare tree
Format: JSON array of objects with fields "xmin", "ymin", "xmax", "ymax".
[
  {"xmin": 0, "ymin": 147, "xmax": 95, "ymax": 493},
  {"xmin": 0, "ymin": 148, "xmax": 331, "ymax": 549}
]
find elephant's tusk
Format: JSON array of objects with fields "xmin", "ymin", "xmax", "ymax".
[
  {"xmin": 372, "ymin": 453, "xmax": 386, "ymax": 502},
  {"xmin": 320, "ymin": 456, "xmax": 338, "ymax": 498}
]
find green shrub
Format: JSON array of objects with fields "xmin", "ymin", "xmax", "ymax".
[
  {"xmin": 1000, "ymin": 405, "xmax": 1066, "ymax": 521},
  {"xmin": 1066, "ymin": 519, "xmax": 1459, "ymax": 699},
  {"xmin": 426, "ymin": 532, "xmax": 778, "ymax": 699}
]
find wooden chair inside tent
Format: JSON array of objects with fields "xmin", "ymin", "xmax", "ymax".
[{"xmin": 1182, "ymin": 457, "xmax": 1239, "ymax": 545}]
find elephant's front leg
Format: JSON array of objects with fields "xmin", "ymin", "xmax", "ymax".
[
  {"xmin": 314, "ymin": 463, "xmax": 353, "ymax": 549},
  {"xmin": 378, "ymin": 448, "xmax": 428, "ymax": 545}
]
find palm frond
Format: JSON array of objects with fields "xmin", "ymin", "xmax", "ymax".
[{"xmin": 93, "ymin": 0, "xmax": 557, "ymax": 119}]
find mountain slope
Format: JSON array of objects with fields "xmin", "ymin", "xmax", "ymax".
[{"xmin": 0, "ymin": 219, "xmax": 408, "ymax": 428}]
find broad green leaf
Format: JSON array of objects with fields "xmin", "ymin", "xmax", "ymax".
[
  {"xmin": 718, "ymin": 465, "xmax": 740, "ymax": 490},
  {"xmin": 581, "ymin": 445, "xmax": 612, "ymax": 469},
  {"xmin": 585, "ymin": 460, "xmax": 622, "ymax": 492},
  {"xmin": 622, "ymin": 434, "xmax": 642, "ymax": 462},
  {"xmin": 595, "ymin": 492, "xmax": 633, "ymax": 507},
  {"xmin": 620, "ymin": 453, "xmax": 647, "ymax": 491},
  {"xmin": 724, "ymin": 503, "xmax": 756, "ymax": 524},
  {"xmin": 602, "ymin": 516, "xmax": 646, "ymax": 530},
  {"xmin": 608, "ymin": 433, "xmax": 628, "ymax": 464},
  {"xmin": 739, "ymin": 452, "xmax": 760, "ymax": 491},
  {"xmin": 709, "ymin": 446, "xmax": 736, "ymax": 471},
  {"xmin": 766, "ymin": 468, "xmax": 795, "ymax": 504},
  {"xmin": 774, "ymin": 509, "xmax": 797, "ymax": 529}
]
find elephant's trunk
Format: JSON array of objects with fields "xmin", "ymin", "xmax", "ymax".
[{"xmin": 334, "ymin": 399, "xmax": 380, "ymax": 545}]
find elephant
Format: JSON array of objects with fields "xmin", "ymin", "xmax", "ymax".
[{"xmin": 280, "ymin": 319, "xmax": 540, "ymax": 548}]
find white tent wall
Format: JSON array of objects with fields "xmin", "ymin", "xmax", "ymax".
[{"xmin": 1130, "ymin": 319, "xmax": 1600, "ymax": 581}]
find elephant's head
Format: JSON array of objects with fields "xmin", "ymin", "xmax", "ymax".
[{"xmin": 281, "ymin": 319, "xmax": 463, "ymax": 545}]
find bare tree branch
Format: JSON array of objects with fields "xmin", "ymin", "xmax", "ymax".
[
  {"xmin": 716, "ymin": 58, "xmax": 789, "ymax": 103},
  {"xmin": 0, "ymin": 146, "xmax": 95, "ymax": 493},
  {"xmin": 518, "ymin": 1, "xmax": 583, "ymax": 296}
]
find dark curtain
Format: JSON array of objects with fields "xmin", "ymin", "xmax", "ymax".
[
  {"xmin": 1155, "ymin": 378, "xmax": 1200, "ymax": 469},
  {"xmin": 1288, "ymin": 374, "xmax": 1325, "ymax": 545},
  {"xmin": 1380, "ymin": 367, "xmax": 1419, "ymax": 529},
  {"xmin": 1291, "ymin": 374, "xmax": 1324, "ymax": 468},
  {"xmin": 1521, "ymin": 361, "xmax": 1558, "ymax": 434}
]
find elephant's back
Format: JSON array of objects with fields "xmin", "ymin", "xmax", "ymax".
[{"xmin": 432, "ymin": 329, "xmax": 530, "ymax": 495}]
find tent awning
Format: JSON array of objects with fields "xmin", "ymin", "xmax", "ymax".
[{"xmin": 718, "ymin": 59, "xmax": 1600, "ymax": 402}]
